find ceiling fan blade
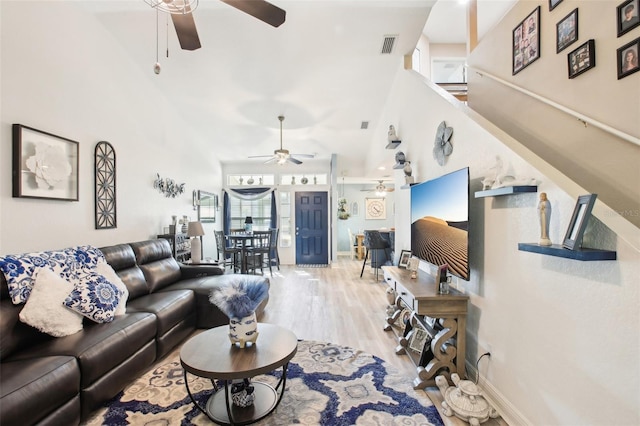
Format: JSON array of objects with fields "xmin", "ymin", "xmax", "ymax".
[
  {"xmin": 170, "ymin": 8, "xmax": 201, "ymax": 50},
  {"xmin": 248, "ymin": 154, "xmax": 275, "ymax": 159},
  {"xmin": 220, "ymin": 0, "xmax": 286, "ymax": 28},
  {"xmin": 287, "ymin": 157, "xmax": 303, "ymax": 165},
  {"xmin": 263, "ymin": 157, "xmax": 278, "ymax": 164},
  {"xmin": 291, "ymin": 153, "xmax": 315, "ymax": 158}
]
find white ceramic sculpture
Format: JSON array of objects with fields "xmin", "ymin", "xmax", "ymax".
[
  {"xmin": 229, "ymin": 312, "xmax": 258, "ymax": 348},
  {"xmin": 436, "ymin": 373, "xmax": 500, "ymax": 426},
  {"xmin": 538, "ymin": 192, "xmax": 552, "ymax": 246}
]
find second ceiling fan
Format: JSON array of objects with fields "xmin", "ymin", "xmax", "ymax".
[
  {"xmin": 249, "ymin": 116, "xmax": 315, "ymax": 165},
  {"xmin": 146, "ymin": 0, "xmax": 286, "ymax": 51}
]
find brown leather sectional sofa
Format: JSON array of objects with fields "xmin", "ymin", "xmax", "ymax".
[{"xmin": 0, "ymin": 239, "xmax": 269, "ymax": 425}]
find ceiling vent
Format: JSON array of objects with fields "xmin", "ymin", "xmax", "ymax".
[
  {"xmin": 380, "ymin": 35, "xmax": 397, "ymax": 54},
  {"xmin": 360, "ymin": 121, "xmax": 369, "ymax": 129}
]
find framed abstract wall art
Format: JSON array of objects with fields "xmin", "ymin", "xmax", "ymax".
[
  {"xmin": 12, "ymin": 124, "xmax": 79, "ymax": 201},
  {"xmin": 513, "ymin": 6, "xmax": 541, "ymax": 75}
]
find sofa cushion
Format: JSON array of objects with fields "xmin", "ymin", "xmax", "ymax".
[
  {"xmin": 0, "ymin": 245, "xmax": 105, "ymax": 304},
  {"xmin": 19, "ymin": 268, "xmax": 84, "ymax": 337},
  {"xmin": 63, "ymin": 273, "xmax": 123, "ymax": 323},
  {"xmin": 0, "ymin": 355, "xmax": 80, "ymax": 426},
  {"xmin": 95, "ymin": 261, "xmax": 129, "ymax": 316},
  {"xmin": 9, "ymin": 312, "xmax": 156, "ymax": 388},
  {"xmin": 99, "ymin": 244, "xmax": 149, "ymax": 300},
  {"xmin": 131, "ymin": 240, "xmax": 182, "ymax": 292},
  {"xmin": 126, "ymin": 290, "xmax": 195, "ymax": 337}
]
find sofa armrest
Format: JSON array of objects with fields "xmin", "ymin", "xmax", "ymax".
[{"xmin": 179, "ymin": 264, "xmax": 225, "ymax": 279}]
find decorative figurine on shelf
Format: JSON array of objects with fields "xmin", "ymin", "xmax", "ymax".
[
  {"xmin": 395, "ymin": 151, "xmax": 406, "ymax": 166},
  {"xmin": 538, "ymin": 192, "xmax": 552, "ymax": 246},
  {"xmin": 388, "ymin": 125, "xmax": 399, "ymax": 142},
  {"xmin": 403, "ymin": 161, "xmax": 414, "ymax": 185}
]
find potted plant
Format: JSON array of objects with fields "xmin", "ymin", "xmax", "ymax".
[{"xmin": 338, "ymin": 198, "xmax": 350, "ymax": 220}]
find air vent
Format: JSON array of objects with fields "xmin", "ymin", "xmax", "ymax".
[
  {"xmin": 360, "ymin": 121, "xmax": 369, "ymax": 129},
  {"xmin": 380, "ymin": 35, "xmax": 398, "ymax": 54}
]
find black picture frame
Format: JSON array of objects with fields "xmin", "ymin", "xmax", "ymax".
[
  {"xmin": 617, "ymin": 0, "xmax": 640, "ymax": 37},
  {"xmin": 12, "ymin": 124, "xmax": 79, "ymax": 201},
  {"xmin": 513, "ymin": 6, "xmax": 541, "ymax": 75},
  {"xmin": 562, "ymin": 194, "xmax": 597, "ymax": 250},
  {"xmin": 556, "ymin": 8, "xmax": 578, "ymax": 53},
  {"xmin": 568, "ymin": 39, "xmax": 596, "ymax": 79},
  {"xmin": 398, "ymin": 250, "xmax": 412, "ymax": 268},
  {"xmin": 549, "ymin": 0, "xmax": 563, "ymax": 11},
  {"xmin": 617, "ymin": 37, "xmax": 640, "ymax": 79}
]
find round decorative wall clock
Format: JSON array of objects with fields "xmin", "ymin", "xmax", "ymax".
[{"xmin": 365, "ymin": 198, "xmax": 386, "ymax": 220}]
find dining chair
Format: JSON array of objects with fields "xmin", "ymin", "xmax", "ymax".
[
  {"xmin": 268, "ymin": 228, "xmax": 280, "ymax": 271},
  {"xmin": 246, "ymin": 230, "xmax": 271, "ymax": 274},
  {"xmin": 347, "ymin": 228, "xmax": 358, "ymax": 260},
  {"xmin": 214, "ymin": 230, "xmax": 240, "ymax": 272},
  {"xmin": 360, "ymin": 230, "xmax": 390, "ymax": 280}
]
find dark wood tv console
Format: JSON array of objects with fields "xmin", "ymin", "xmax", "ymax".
[{"xmin": 381, "ymin": 266, "xmax": 469, "ymax": 388}]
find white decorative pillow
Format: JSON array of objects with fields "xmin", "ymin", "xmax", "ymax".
[
  {"xmin": 64, "ymin": 273, "xmax": 123, "ymax": 323},
  {"xmin": 95, "ymin": 261, "xmax": 129, "ymax": 316},
  {"xmin": 19, "ymin": 268, "xmax": 84, "ymax": 337}
]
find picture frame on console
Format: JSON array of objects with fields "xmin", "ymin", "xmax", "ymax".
[
  {"xmin": 408, "ymin": 326, "xmax": 429, "ymax": 354},
  {"xmin": 12, "ymin": 124, "xmax": 79, "ymax": 201},
  {"xmin": 398, "ymin": 250, "xmax": 412, "ymax": 268},
  {"xmin": 562, "ymin": 194, "xmax": 597, "ymax": 250}
]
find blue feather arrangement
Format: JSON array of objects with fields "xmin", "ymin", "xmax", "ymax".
[{"xmin": 209, "ymin": 277, "xmax": 269, "ymax": 319}]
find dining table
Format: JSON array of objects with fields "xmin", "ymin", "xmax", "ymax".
[{"xmin": 226, "ymin": 233, "xmax": 255, "ymax": 274}]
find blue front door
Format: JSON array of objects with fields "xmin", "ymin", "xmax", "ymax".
[{"xmin": 295, "ymin": 192, "xmax": 328, "ymax": 265}]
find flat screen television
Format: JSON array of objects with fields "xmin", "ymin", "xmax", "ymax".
[{"xmin": 410, "ymin": 167, "xmax": 470, "ymax": 281}]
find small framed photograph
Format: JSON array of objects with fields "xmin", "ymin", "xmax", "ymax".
[
  {"xmin": 549, "ymin": 0, "xmax": 563, "ymax": 11},
  {"xmin": 562, "ymin": 194, "xmax": 597, "ymax": 250},
  {"xmin": 513, "ymin": 6, "xmax": 541, "ymax": 75},
  {"xmin": 409, "ymin": 326, "xmax": 430, "ymax": 354},
  {"xmin": 351, "ymin": 201, "xmax": 359, "ymax": 217},
  {"xmin": 556, "ymin": 8, "xmax": 578, "ymax": 53},
  {"xmin": 617, "ymin": 0, "xmax": 640, "ymax": 37},
  {"xmin": 568, "ymin": 39, "xmax": 596, "ymax": 79},
  {"xmin": 398, "ymin": 250, "xmax": 412, "ymax": 268},
  {"xmin": 12, "ymin": 124, "xmax": 79, "ymax": 201},
  {"xmin": 437, "ymin": 263, "xmax": 449, "ymax": 283},
  {"xmin": 617, "ymin": 37, "xmax": 640, "ymax": 79}
]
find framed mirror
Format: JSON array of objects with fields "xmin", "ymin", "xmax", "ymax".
[{"xmin": 196, "ymin": 190, "xmax": 218, "ymax": 223}]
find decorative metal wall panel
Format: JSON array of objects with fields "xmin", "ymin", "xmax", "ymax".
[{"xmin": 95, "ymin": 141, "xmax": 116, "ymax": 229}]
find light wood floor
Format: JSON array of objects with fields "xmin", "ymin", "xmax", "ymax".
[{"xmin": 259, "ymin": 256, "xmax": 508, "ymax": 426}]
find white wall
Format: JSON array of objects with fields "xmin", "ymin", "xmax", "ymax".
[
  {"xmin": 0, "ymin": 2, "xmax": 223, "ymax": 258},
  {"xmin": 373, "ymin": 68, "xmax": 640, "ymax": 425}
]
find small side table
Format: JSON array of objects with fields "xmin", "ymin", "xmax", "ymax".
[{"xmin": 180, "ymin": 324, "xmax": 298, "ymax": 425}]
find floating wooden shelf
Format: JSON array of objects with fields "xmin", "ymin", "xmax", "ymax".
[
  {"xmin": 474, "ymin": 185, "xmax": 538, "ymax": 198},
  {"xmin": 386, "ymin": 140, "xmax": 401, "ymax": 149},
  {"xmin": 518, "ymin": 243, "xmax": 616, "ymax": 261}
]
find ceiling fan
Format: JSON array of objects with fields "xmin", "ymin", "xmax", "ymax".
[
  {"xmin": 361, "ymin": 180, "xmax": 395, "ymax": 195},
  {"xmin": 249, "ymin": 116, "xmax": 315, "ymax": 165},
  {"xmin": 145, "ymin": 0, "xmax": 286, "ymax": 51}
]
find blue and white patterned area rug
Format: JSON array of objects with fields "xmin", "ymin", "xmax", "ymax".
[{"xmin": 83, "ymin": 340, "xmax": 444, "ymax": 425}]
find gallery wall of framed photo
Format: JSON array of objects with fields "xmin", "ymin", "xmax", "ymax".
[{"xmin": 511, "ymin": 0, "xmax": 639, "ymax": 80}]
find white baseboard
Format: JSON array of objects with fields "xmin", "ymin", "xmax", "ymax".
[{"xmin": 466, "ymin": 362, "xmax": 532, "ymax": 426}]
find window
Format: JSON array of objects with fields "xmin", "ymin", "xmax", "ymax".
[
  {"xmin": 412, "ymin": 48, "xmax": 421, "ymax": 72},
  {"xmin": 431, "ymin": 58, "xmax": 467, "ymax": 83},
  {"xmin": 228, "ymin": 193, "xmax": 272, "ymax": 231}
]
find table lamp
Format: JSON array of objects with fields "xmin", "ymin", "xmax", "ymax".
[
  {"xmin": 187, "ymin": 221, "xmax": 205, "ymax": 263},
  {"xmin": 244, "ymin": 217, "xmax": 253, "ymax": 234}
]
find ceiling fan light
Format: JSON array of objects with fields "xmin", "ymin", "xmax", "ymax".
[{"xmin": 144, "ymin": 0, "xmax": 198, "ymax": 14}]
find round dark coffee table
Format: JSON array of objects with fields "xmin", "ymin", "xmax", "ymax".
[{"xmin": 180, "ymin": 324, "xmax": 298, "ymax": 425}]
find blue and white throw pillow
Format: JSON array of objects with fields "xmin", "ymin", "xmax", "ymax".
[
  {"xmin": 64, "ymin": 273, "xmax": 123, "ymax": 323},
  {"xmin": 0, "ymin": 245, "xmax": 106, "ymax": 304}
]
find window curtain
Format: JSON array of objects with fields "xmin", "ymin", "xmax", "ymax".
[{"xmin": 223, "ymin": 187, "xmax": 278, "ymax": 233}]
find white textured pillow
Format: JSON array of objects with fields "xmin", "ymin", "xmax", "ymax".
[
  {"xmin": 19, "ymin": 268, "xmax": 83, "ymax": 337},
  {"xmin": 95, "ymin": 261, "xmax": 129, "ymax": 316}
]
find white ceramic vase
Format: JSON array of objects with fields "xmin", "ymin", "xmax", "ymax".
[{"xmin": 229, "ymin": 312, "xmax": 258, "ymax": 348}]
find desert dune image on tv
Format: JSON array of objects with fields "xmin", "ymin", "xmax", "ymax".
[{"xmin": 411, "ymin": 168, "xmax": 469, "ymax": 280}]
